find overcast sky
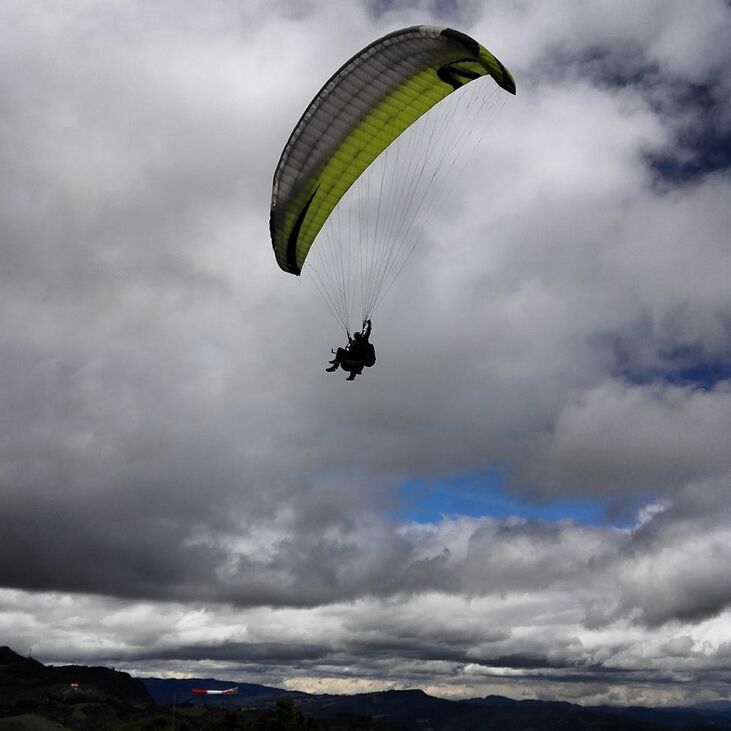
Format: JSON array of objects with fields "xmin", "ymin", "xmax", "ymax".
[{"xmin": 1, "ymin": 0, "xmax": 730, "ymax": 708}]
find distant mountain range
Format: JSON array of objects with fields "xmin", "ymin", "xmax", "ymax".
[
  {"xmin": 141, "ymin": 667, "xmax": 731, "ymax": 730},
  {"xmin": 2, "ymin": 645, "xmax": 731, "ymax": 731},
  {"xmin": 140, "ymin": 674, "xmax": 308, "ymax": 705}
]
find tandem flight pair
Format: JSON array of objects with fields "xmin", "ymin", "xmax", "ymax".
[{"xmin": 269, "ymin": 26, "xmax": 516, "ymax": 380}]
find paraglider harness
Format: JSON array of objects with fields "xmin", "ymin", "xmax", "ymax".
[{"xmin": 327, "ymin": 320, "xmax": 376, "ymax": 379}]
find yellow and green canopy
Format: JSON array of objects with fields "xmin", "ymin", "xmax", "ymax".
[{"xmin": 270, "ymin": 25, "xmax": 516, "ymax": 275}]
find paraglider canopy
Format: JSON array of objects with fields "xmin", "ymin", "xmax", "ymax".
[
  {"xmin": 270, "ymin": 25, "xmax": 515, "ymax": 275},
  {"xmin": 270, "ymin": 26, "xmax": 515, "ymax": 336}
]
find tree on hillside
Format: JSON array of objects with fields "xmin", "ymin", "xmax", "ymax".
[{"xmin": 239, "ymin": 698, "xmax": 318, "ymax": 730}]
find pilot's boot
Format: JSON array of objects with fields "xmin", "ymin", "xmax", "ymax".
[
  {"xmin": 325, "ymin": 364, "xmax": 338, "ymax": 372},
  {"xmin": 346, "ymin": 372, "xmax": 357, "ymax": 381}
]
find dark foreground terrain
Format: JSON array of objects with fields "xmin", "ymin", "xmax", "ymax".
[{"xmin": 2, "ymin": 646, "xmax": 731, "ymax": 730}]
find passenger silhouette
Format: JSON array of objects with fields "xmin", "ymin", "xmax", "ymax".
[{"xmin": 326, "ymin": 320, "xmax": 375, "ymax": 380}]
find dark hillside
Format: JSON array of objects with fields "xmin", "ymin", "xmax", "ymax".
[
  {"xmin": 0, "ymin": 646, "xmax": 150, "ymax": 712},
  {"xmin": 3, "ymin": 648, "xmax": 730, "ymax": 731},
  {"xmin": 298, "ymin": 688, "xmax": 731, "ymax": 731}
]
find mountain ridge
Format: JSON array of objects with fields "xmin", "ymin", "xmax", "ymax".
[{"xmin": 3, "ymin": 646, "xmax": 731, "ymax": 730}]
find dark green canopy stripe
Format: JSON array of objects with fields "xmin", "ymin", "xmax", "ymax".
[{"xmin": 270, "ymin": 25, "xmax": 516, "ymax": 275}]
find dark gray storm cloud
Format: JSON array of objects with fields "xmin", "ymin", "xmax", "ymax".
[{"xmin": 1, "ymin": 0, "xmax": 730, "ymax": 706}]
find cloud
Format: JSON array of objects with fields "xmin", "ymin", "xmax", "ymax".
[
  {"xmin": 531, "ymin": 381, "xmax": 731, "ymax": 494},
  {"xmin": 5, "ymin": 492, "xmax": 731, "ymax": 704},
  {"xmin": 1, "ymin": 0, "xmax": 730, "ymax": 706}
]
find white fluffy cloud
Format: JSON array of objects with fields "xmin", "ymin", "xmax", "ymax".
[
  {"xmin": 1, "ymin": 0, "xmax": 730, "ymax": 706},
  {"xmin": 4, "ymin": 490, "xmax": 731, "ymax": 704}
]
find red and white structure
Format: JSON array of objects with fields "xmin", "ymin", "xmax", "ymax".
[{"xmin": 191, "ymin": 686, "xmax": 238, "ymax": 696}]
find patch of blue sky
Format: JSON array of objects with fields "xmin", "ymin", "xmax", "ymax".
[
  {"xmin": 395, "ymin": 467, "xmax": 641, "ymax": 527},
  {"xmin": 568, "ymin": 47, "xmax": 730, "ymax": 184},
  {"xmin": 662, "ymin": 359, "xmax": 731, "ymax": 389},
  {"xmin": 646, "ymin": 83, "xmax": 731, "ymax": 184},
  {"xmin": 649, "ymin": 126, "xmax": 731, "ymax": 183},
  {"xmin": 619, "ymin": 351, "xmax": 731, "ymax": 391}
]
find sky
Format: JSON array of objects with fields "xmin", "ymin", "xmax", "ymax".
[{"xmin": 1, "ymin": 0, "xmax": 730, "ymax": 708}]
